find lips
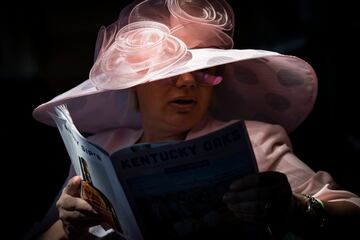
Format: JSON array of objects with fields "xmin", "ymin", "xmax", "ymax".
[{"xmin": 169, "ymin": 97, "xmax": 197, "ymax": 112}]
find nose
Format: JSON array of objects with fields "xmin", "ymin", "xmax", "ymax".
[{"xmin": 173, "ymin": 72, "xmax": 196, "ymax": 88}]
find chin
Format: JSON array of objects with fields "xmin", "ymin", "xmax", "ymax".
[{"xmin": 169, "ymin": 115, "xmax": 201, "ymax": 130}]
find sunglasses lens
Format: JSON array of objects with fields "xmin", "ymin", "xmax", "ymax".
[
  {"xmin": 160, "ymin": 68, "xmax": 223, "ymax": 86},
  {"xmin": 194, "ymin": 70, "xmax": 223, "ymax": 86}
]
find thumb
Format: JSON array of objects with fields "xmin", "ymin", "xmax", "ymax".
[{"xmin": 64, "ymin": 175, "xmax": 82, "ymax": 197}]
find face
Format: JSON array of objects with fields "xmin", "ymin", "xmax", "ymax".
[{"xmin": 135, "ymin": 68, "xmax": 220, "ymax": 139}]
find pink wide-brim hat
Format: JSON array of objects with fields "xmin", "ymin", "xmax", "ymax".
[{"xmin": 32, "ymin": 0, "xmax": 317, "ymax": 134}]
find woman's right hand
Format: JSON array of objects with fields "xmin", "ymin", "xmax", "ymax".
[{"xmin": 56, "ymin": 176, "xmax": 103, "ymax": 239}]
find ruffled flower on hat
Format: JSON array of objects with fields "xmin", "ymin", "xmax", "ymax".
[{"xmin": 90, "ymin": 0, "xmax": 235, "ymax": 90}]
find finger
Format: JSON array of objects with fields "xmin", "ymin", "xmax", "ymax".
[
  {"xmin": 61, "ymin": 213, "xmax": 104, "ymax": 239},
  {"xmin": 230, "ymin": 171, "xmax": 288, "ymax": 191},
  {"xmin": 59, "ymin": 208, "xmax": 102, "ymax": 223},
  {"xmin": 229, "ymin": 174, "xmax": 261, "ymax": 191},
  {"xmin": 64, "ymin": 176, "xmax": 82, "ymax": 197},
  {"xmin": 227, "ymin": 201, "xmax": 266, "ymax": 215},
  {"xmin": 232, "ymin": 211, "xmax": 258, "ymax": 223},
  {"xmin": 226, "ymin": 201, "xmax": 268, "ymax": 223},
  {"xmin": 223, "ymin": 191, "xmax": 251, "ymax": 203},
  {"xmin": 223, "ymin": 184, "xmax": 289, "ymax": 203},
  {"xmin": 59, "ymin": 195, "xmax": 96, "ymax": 213}
]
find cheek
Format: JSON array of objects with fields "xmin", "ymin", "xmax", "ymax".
[
  {"xmin": 200, "ymin": 88, "xmax": 214, "ymax": 108},
  {"xmin": 137, "ymin": 87, "xmax": 167, "ymax": 113}
]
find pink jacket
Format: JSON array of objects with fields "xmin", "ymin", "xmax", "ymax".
[{"xmin": 89, "ymin": 117, "xmax": 360, "ymax": 207}]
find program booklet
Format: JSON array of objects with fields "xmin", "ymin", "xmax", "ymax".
[{"xmin": 50, "ymin": 104, "xmax": 259, "ymax": 240}]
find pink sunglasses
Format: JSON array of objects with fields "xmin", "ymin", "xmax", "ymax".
[{"xmin": 162, "ymin": 67, "xmax": 223, "ymax": 86}]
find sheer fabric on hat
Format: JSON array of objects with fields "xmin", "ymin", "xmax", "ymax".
[{"xmin": 90, "ymin": 0, "xmax": 235, "ymax": 90}]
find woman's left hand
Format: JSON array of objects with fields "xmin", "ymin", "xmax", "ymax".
[{"xmin": 223, "ymin": 171, "xmax": 293, "ymax": 227}]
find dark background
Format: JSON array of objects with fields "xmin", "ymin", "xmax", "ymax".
[{"xmin": 2, "ymin": 0, "xmax": 359, "ymax": 239}]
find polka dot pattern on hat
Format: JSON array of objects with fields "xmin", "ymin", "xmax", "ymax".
[
  {"xmin": 277, "ymin": 69, "xmax": 304, "ymax": 87},
  {"xmin": 265, "ymin": 93, "xmax": 291, "ymax": 112},
  {"xmin": 211, "ymin": 54, "xmax": 317, "ymax": 133}
]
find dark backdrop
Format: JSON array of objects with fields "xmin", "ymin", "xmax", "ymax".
[{"xmin": 2, "ymin": 1, "xmax": 359, "ymax": 239}]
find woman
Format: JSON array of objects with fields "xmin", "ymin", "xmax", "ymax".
[{"xmin": 30, "ymin": 0, "xmax": 359, "ymax": 239}]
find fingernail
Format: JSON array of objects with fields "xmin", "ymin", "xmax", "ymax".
[{"xmin": 92, "ymin": 209, "xmax": 98, "ymax": 215}]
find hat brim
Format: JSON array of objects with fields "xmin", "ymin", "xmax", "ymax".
[{"xmin": 33, "ymin": 48, "xmax": 317, "ymax": 133}]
